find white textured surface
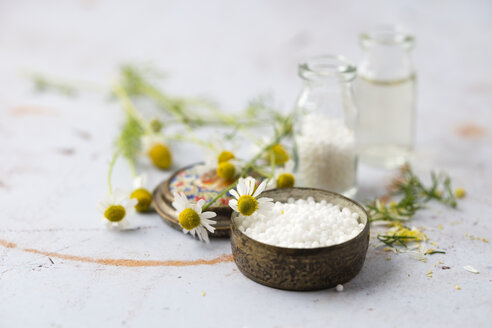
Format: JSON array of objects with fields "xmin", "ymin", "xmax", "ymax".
[
  {"xmin": 236, "ymin": 198, "xmax": 364, "ymax": 248},
  {"xmin": 1, "ymin": 1, "xmax": 491, "ymax": 327}
]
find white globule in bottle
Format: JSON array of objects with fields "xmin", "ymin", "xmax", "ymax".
[{"xmin": 294, "ymin": 55, "xmax": 358, "ymax": 197}]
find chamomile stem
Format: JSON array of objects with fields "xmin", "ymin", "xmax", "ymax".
[
  {"xmin": 107, "ymin": 148, "xmax": 121, "ymax": 195},
  {"xmin": 201, "ymin": 182, "xmax": 238, "ymax": 211},
  {"xmin": 269, "ymin": 149, "xmax": 275, "ymax": 179},
  {"xmin": 163, "ymin": 132, "xmax": 214, "ymax": 149},
  {"xmin": 23, "ymin": 70, "xmax": 107, "ymax": 95},
  {"xmin": 139, "ymin": 83, "xmax": 189, "ymax": 124},
  {"xmin": 113, "ymin": 83, "xmax": 152, "ymax": 134},
  {"xmin": 140, "ymin": 80, "xmax": 275, "ymax": 132},
  {"xmin": 127, "ymin": 157, "xmax": 137, "ymax": 178}
]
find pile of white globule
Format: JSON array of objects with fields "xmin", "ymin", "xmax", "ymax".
[
  {"xmin": 235, "ymin": 197, "xmax": 364, "ymax": 248},
  {"xmin": 296, "ymin": 114, "xmax": 356, "ymax": 194}
]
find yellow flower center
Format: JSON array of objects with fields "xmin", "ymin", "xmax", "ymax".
[
  {"xmin": 148, "ymin": 143, "xmax": 172, "ymax": 170},
  {"xmin": 237, "ymin": 195, "xmax": 258, "ymax": 216},
  {"xmin": 104, "ymin": 205, "xmax": 126, "ymax": 222},
  {"xmin": 130, "ymin": 188, "xmax": 152, "ymax": 212},
  {"xmin": 217, "ymin": 161, "xmax": 236, "ymax": 181},
  {"xmin": 394, "ymin": 227, "xmax": 427, "ymax": 242},
  {"xmin": 277, "ymin": 173, "xmax": 295, "ymax": 188},
  {"xmin": 455, "ymin": 188, "xmax": 465, "ymax": 199},
  {"xmin": 178, "ymin": 208, "xmax": 201, "ymax": 230},
  {"xmin": 270, "ymin": 144, "xmax": 289, "ymax": 165},
  {"xmin": 217, "ymin": 150, "xmax": 235, "ymax": 164}
]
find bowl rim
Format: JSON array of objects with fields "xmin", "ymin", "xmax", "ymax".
[{"xmin": 230, "ymin": 187, "xmax": 370, "ymax": 253}]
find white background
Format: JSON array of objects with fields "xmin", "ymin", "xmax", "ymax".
[{"xmin": 0, "ymin": 0, "xmax": 491, "ymax": 327}]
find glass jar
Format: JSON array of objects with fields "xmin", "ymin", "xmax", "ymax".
[
  {"xmin": 294, "ymin": 55, "xmax": 358, "ymax": 197},
  {"xmin": 355, "ymin": 25, "xmax": 416, "ymax": 169}
]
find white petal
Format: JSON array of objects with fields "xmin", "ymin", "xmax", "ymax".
[
  {"xmin": 197, "ymin": 225, "xmax": 210, "ymax": 243},
  {"xmin": 194, "ymin": 227, "xmax": 203, "ymax": 241},
  {"xmin": 113, "ymin": 188, "xmax": 129, "ymax": 204},
  {"xmin": 133, "ymin": 174, "xmax": 147, "ymax": 189},
  {"xmin": 230, "ymin": 159, "xmax": 244, "ymax": 171},
  {"xmin": 193, "ymin": 203, "xmax": 203, "ymax": 215},
  {"xmin": 406, "ymin": 251, "xmax": 425, "ymax": 261},
  {"xmin": 203, "ymin": 149, "xmax": 217, "ymax": 168},
  {"xmin": 265, "ymin": 179, "xmax": 275, "ymax": 191},
  {"xmin": 201, "ymin": 211, "xmax": 217, "ymax": 219},
  {"xmin": 117, "ymin": 218, "xmax": 131, "ymax": 230},
  {"xmin": 201, "ymin": 217, "xmax": 217, "ymax": 226},
  {"xmin": 237, "ymin": 178, "xmax": 246, "ymax": 196},
  {"xmin": 463, "ymin": 265, "xmax": 479, "ymax": 274},
  {"xmin": 246, "ymin": 177, "xmax": 256, "ymax": 195},
  {"xmin": 253, "ymin": 180, "xmax": 267, "ymax": 197},
  {"xmin": 229, "ymin": 189, "xmax": 240, "ymax": 200},
  {"xmin": 229, "ymin": 200, "xmax": 238, "ymax": 212},
  {"xmin": 197, "ymin": 199, "xmax": 206, "ymax": 209},
  {"xmin": 285, "ymin": 160, "xmax": 295, "ymax": 173},
  {"xmin": 141, "ymin": 135, "xmax": 153, "ymax": 151},
  {"xmin": 172, "ymin": 192, "xmax": 187, "ymax": 212},
  {"xmin": 201, "ymin": 219, "xmax": 217, "ymax": 233},
  {"xmin": 141, "ymin": 134, "xmax": 165, "ymax": 152},
  {"xmin": 124, "ymin": 198, "xmax": 138, "ymax": 210},
  {"xmin": 258, "ymin": 197, "xmax": 274, "ymax": 203},
  {"xmin": 195, "ymin": 164, "xmax": 211, "ymax": 175},
  {"xmin": 99, "ymin": 193, "xmax": 113, "ymax": 206},
  {"xmin": 96, "ymin": 200, "xmax": 109, "ymax": 213}
]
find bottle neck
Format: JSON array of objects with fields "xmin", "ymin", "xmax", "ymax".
[
  {"xmin": 358, "ymin": 25, "xmax": 415, "ymax": 81},
  {"xmin": 296, "ymin": 55, "xmax": 357, "ymax": 129},
  {"xmin": 359, "ymin": 45, "xmax": 413, "ymax": 81}
]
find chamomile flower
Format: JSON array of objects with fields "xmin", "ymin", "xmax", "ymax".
[
  {"xmin": 216, "ymin": 159, "xmax": 244, "ymax": 182},
  {"xmin": 267, "ymin": 160, "xmax": 296, "ymax": 189},
  {"xmin": 269, "ymin": 143, "xmax": 290, "ymax": 165},
  {"xmin": 130, "ymin": 173, "xmax": 152, "ymax": 212},
  {"xmin": 252, "ymin": 138, "xmax": 290, "ymax": 165},
  {"xmin": 196, "ymin": 139, "xmax": 239, "ymax": 175},
  {"xmin": 97, "ymin": 188, "xmax": 138, "ymax": 230},
  {"xmin": 141, "ymin": 134, "xmax": 172, "ymax": 170},
  {"xmin": 229, "ymin": 177, "xmax": 274, "ymax": 217},
  {"xmin": 172, "ymin": 192, "xmax": 217, "ymax": 243}
]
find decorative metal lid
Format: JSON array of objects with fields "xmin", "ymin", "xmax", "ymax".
[{"xmin": 152, "ymin": 163, "xmax": 235, "ymax": 238}]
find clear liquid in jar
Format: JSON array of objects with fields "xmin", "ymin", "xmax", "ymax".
[{"xmin": 354, "ymin": 74, "xmax": 415, "ymax": 169}]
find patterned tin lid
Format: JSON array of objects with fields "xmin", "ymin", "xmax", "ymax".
[
  {"xmin": 153, "ymin": 163, "xmax": 263, "ymax": 238},
  {"xmin": 153, "ymin": 163, "xmax": 234, "ymax": 238}
]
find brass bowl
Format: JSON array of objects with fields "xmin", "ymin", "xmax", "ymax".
[{"xmin": 230, "ymin": 188, "xmax": 369, "ymax": 291}]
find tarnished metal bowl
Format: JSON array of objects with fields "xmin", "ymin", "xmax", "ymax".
[{"xmin": 230, "ymin": 188, "xmax": 369, "ymax": 291}]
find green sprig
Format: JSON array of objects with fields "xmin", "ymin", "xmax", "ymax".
[
  {"xmin": 367, "ymin": 164, "xmax": 459, "ymax": 224},
  {"xmin": 377, "ymin": 234, "xmax": 417, "ymax": 248},
  {"xmin": 201, "ymin": 117, "xmax": 292, "ymax": 211}
]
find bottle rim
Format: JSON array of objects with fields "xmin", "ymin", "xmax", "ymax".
[
  {"xmin": 298, "ymin": 55, "xmax": 356, "ymax": 82},
  {"xmin": 360, "ymin": 25, "xmax": 414, "ymax": 47}
]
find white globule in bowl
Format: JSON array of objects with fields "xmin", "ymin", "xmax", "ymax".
[{"xmin": 235, "ymin": 196, "xmax": 364, "ymax": 248}]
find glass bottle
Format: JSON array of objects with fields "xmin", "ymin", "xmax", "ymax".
[
  {"xmin": 294, "ymin": 55, "xmax": 358, "ymax": 197},
  {"xmin": 355, "ymin": 25, "xmax": 416, "ymax": 169}
]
